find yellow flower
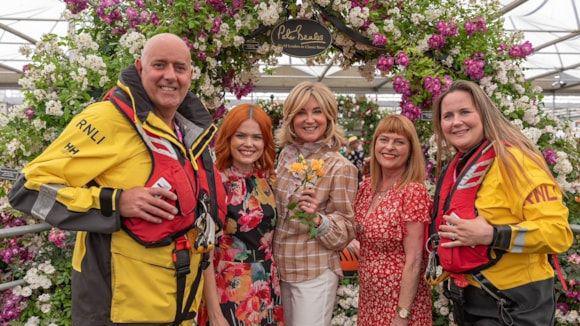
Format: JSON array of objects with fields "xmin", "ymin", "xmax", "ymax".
[
  {"xmin": 290, "ymin": 162, "xmax": 306, "ymax": 174},
  {"xmin": 310, "ymin": 159, "xmax": 325, "ymax": 177}
]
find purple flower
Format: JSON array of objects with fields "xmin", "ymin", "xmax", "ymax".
[
  {"xmin": 543, "ymin": 148, "xmax": 558, "ymax": 165},
  {"xmin": 111, "ymin": 27, "xmax": 127, "ymax": 36},
  {"xmin": 423, "ymin": 76, "xmax": 442, "ymax": 96},
  {"xmin": 393, "ymin": 76, "xmax": 411, "ymax": 96},
  {"xmin": 108, "ymin": 8, "xmax": 122, "ymax": 23},
  {"xmin": 509, "ymin": 41, "xmax": 534, "ymax": 59},
  {"xmin": 182, "ymin": 37, "xmax": 195, "ymax": 51},
  {"xmin": 508, "ymin": 46, "xmax": 522, "ymax": 58},
  {"xmin": 521, "ymin": 41, "xmax": 533, "ymax": 55},
  {"xmin": 135, "ymin": 0, "xmax": 145, "ymax": 8},
  {"xmin": 474, "ymin": 17, "xmax": 487, "ymax": 32},
  {"xmin": 197, "ymin": 51, "xmax": 207, "ymax": 61},
  {"xmin": 498, "ymin": 43, "xmax": 507, "ymax": 53},
  {"xmin": 49, "ymin": 228, "xmax": 68, "ymax": 248},
  {"xmin": 211, "ymin": 17, "xmax": 222, "ymax": 34},
  {"xmin": 139, "ymin": 11, "xmax": 150, "ymax": 24},
  {"xmin": 150, "ymin": 12, "xmax": 160, "ymax": 25},
  {"xmin": 556, "ymin": 303, "xmax": 570, "ymax": 315},
  {"xmin": 395, "ymin": 51, "xmax": 409, "ymax": 67},
  {"xmin": 126, "ymin": 7, "xmax": 139, "ymax": 28},
  {"xmin": 464, "ymin": 21, "xmax": 476, "ymax": 35},
  {"xmin": 24, "ymin": 107, "xmax": 35, "ymax": 120},
  {"xmin": 438, "ymin": 75, "xmax": 452, "ymax": 94},
  {"xmin": 372, "ymin": 33, "xmax": 387, "ymax": 47},
  {"xmin": 464, "ymin": 57, "xmax": 485, "ymax": 81},
  {"xmin": 376, "ymin": 54, "xmax": 394, "ymax": 72},
  {"xmin": 0, "ymin": 290, "xmax": 25, "ymax": 322},
  {"xmin": 212, "ymin": 104, "xmax": 227, "ymax": 121},
  {"xmin": 436, "ymin": 21, "xmax": 458, "ymax": 37},
  {"xmin": 126, "ymin": 7, "xmax": 138, "ymax": 20},
  {"xmin": 234, "ymin": 82, "xmax": 254, "ymax": 99},
  {"xmin": 232, "ymin": 0, "xmax": 244, "ymax": 13},
  {"xmin": 222, "ymin": 70, "xmax": 235, "ymax": 88},
  {"xmin": 428, "ymin": 34, "xmax": 446, "ymax": 50},
  {"xmin": 64, "ymin": 0, "xmax": 89, "ymax": 14},
  {"xmin": 465, "ymin": 16, "xmax": 487, "ymax": 36},
  {"xmin": 401, "ymin": 100, "xmax": 422, "ymax": 122},
  {"xmin": 207, "ymin": 0, "xmax": 228, "ymax": 13},
  {"xmin": 565, "ymin": 290, "xmax": 578, "ymax": 299}
]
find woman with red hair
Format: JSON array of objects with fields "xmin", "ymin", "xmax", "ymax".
[{"xmin": 203, "ymin": 104, "xmax": 283, "ymax": 325}]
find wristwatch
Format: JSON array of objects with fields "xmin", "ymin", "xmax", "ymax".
[{"xmin": 397, "ymin": 306, "xmax": 411, "ymax": 319}]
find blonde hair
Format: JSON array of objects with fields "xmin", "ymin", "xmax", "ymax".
[
  {"xmin": 276, "ymin": 81, "xmax": 345, "ymax": 149},
  {"xmin": 370, "ymin": 115, "xmax": 426, "ymax": 191},
  {"xmin": 432, "ymin": 80, "xmax": 555, "ymax": 189}
]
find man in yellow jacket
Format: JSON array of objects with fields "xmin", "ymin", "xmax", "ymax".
[{"xmin": 9, "ymin": 33, "xmax": 225, "ymax": 325}]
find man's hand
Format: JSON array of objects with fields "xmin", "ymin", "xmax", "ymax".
[
  {"xmin": 119, "ymin": 187, "xmax": 178, "ymax": 223},
  {"xmin": 438, "ymin": 214, "xmax": 494, "ymax": 248}
]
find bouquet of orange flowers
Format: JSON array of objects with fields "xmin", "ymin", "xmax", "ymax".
[{"xmin": 287, "ymin": 154, "xmax": 325, "ymax": 238}]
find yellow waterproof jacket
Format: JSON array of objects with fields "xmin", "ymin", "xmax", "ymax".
[
  {"xmin": 9, "ymin": 66, "xmax": 220, "ymax": 324},
  {"xmin": 471, "ymin": 147, "xmax": 573, "ymax": 290}
]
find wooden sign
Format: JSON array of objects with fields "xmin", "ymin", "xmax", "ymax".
[
  {"xmin": 271, "ymin": 19, "xmax": 332, "ymax": 57},
  {"xmin": 0, "ymin": 167, "xmax": 19, "ymax": 181}
]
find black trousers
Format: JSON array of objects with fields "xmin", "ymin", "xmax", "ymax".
[{"xmin": 450, "ymin": 278, "xmax": 556, "ymax": 326}]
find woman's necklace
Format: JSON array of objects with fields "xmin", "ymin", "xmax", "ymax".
[{"xmin": 370, "ymin": 184, "xmax": 393, "ymax": 212}]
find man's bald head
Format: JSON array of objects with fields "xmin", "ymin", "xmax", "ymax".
[{"xmin": 140, "ymin": 33, "xmax": 191, "ymax": 64}]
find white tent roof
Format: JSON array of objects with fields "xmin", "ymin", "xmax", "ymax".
[{"xmin": 0, "ymin": 0, "xmax": 579, "ymax": 95}]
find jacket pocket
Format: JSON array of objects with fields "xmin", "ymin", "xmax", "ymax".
[{"xmin": 109, "ymin": 232, "xmax": 203, "ymax": 323}]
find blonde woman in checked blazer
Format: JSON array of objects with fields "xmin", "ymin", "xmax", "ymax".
[{"xmin": 273, "ymin": 81, "xmax": 358, "ymax": 326}]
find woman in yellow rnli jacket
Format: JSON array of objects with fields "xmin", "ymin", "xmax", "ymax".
[{"xmin": 429, "ymin": 80, "xmax": 572, "ymax": 326}]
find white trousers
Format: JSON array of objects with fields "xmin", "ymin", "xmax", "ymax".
[{"xmin": 280, "ymin": 269, "xmax": 339, "ymax": 326}]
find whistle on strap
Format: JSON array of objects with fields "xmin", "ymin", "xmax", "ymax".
[{"xmin": 192, "ymin": 195, "xmax": 216, "ymax": 253}]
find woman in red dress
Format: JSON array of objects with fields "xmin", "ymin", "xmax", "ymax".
[{"xmin": 355, "ymin": 115, "xmax": 432, "ymax": 325}]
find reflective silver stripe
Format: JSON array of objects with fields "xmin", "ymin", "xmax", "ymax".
[
  {"xmin": 31, "ymin": 184, "xmax": 64, "ymax": 220},
  {"xmin": 511, "ymin": 227, "xmax": 528, "ymax": 253},
  {"xmin": 457, "ymin": 158, "xmax": 494, "ymax": 189}
]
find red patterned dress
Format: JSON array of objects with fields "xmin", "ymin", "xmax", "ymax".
[{"xmin": 354, "ymin": 178, "xmax": 432, "ymax": 325}]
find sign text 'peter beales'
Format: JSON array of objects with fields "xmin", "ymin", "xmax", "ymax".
[{"xmin": 271, "ymin": 19, "xmax": 332, "ymax": 57}]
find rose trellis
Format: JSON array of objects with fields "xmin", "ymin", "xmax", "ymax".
[{"xmin": 0, "ymin": 0, "xmax": 579, "ymax": 324}]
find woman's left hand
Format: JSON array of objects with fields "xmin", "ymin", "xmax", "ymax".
[
  {"xmin": 298, "ymin": 188, "xmax": 320, "ymax": 219},
  {"xmin": 438, "ymin": 214, "xmax": 494, "ymax": 248}
]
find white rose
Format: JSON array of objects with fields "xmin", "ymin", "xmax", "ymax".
[
  {"xmin": 233, "ymin": 36, "xmax": 245, "ymax": 47},
  {"xmin": 24, "ymin": 316, "xmax": 40, "ymax": 326},
  {"xmin": 40, "ymin": 303, "xmax": 51, "ymax": 313},
  {"xmin": 38, "ymin": 293, "xmax": 51, "ymax": 302},
  {"xmin": 411, "ymin": 13, "xmax": 424, "ymax": 25},
  {"xmin": 12, "ymin": 285, "xmax": 23, "ymax": 296},
  {"xmin": 366, "ymin": 23, "xmax": 379, "ymax": 36},
  {"xmin": 522, "ymin": 127, "xmax": 542, "ymax": 144},
  {"xmin": 510, "ymin": 119, "xmax": 524, "ymax": 130},
  {"xmin": 21, "ymin": 286, "xmax": 33, "ymax": 297}
]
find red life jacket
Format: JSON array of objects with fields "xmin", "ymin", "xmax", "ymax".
[
  {"xmin": 431, "ymin": 140, "xmax": 503, "ymax": 275},
  {"xmin": 106, "ymin": 87, "xmax": 223, "ymax": 248}
]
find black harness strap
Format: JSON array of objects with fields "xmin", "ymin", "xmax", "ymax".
[{"xmin": 173, "ymin": 252, "xmax": 210, "ymax": 325}]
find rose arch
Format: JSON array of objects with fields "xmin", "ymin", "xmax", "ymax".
[{"xmin": 0, "ymin": 0, "xmax": 578, "ymax": 324}]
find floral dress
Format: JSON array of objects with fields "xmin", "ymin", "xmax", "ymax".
[
  {"xmin": 214, "ymin": 167, "xmax": 283, "ymax": 326},
  {"xmin": 354, "ymin": 178, "xmax": 432, "ymax": 326}
]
